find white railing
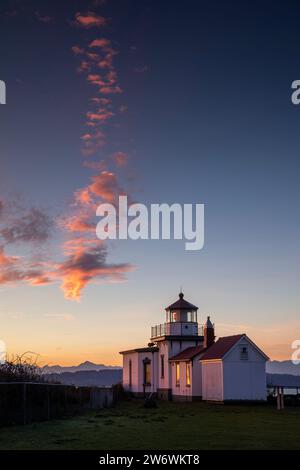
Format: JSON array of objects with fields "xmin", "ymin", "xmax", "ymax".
[{"xmin": 151, "ymin": 322, "xmax": 204, "ymax": 339}]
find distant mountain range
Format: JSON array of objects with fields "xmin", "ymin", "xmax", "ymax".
[
  {"xmin": 45, "ymin": 369, "xmax": 123, "ymax": 387},
  {"xmin": 43, "ymin": 360, "xmax": 300, "ymax": 376},
  {"xmin": 40, "ymin": 360, "xmax": 300, "ymax": 387},
  {"xmin": 267, "ymin": 373, "xmax": 300, "ymax": 388},
  {"xmin": 42, "ymin": 361, "xmax": 122, "ymax": 386},
  {"xmin": 42, "ymin": 361, "xmax": 122, "ymax": 374},
  {"xmin": 267, "ymin": 361, "xmax": 300, "ymax": 376}
]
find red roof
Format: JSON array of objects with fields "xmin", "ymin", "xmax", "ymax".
[
  {"xmin": 199, "ymin": 334, "xmax": 245, "ymax": 360},
  {"xmin": 169, "ymin": 345, "xmax": 207, "ymax": 362}
]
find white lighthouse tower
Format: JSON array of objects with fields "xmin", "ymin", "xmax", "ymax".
[
  {"xmin": 120, "ymin": 292, "xmax": 206, "ymax": 399},
  {"xmin": 151, "ymin": 292, "xmax": 205, "ymax": 399}
]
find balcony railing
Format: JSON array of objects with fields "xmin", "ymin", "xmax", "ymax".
[{"xmin": 151, "ymin": 322, "xmax": 205, "ymax": 339}]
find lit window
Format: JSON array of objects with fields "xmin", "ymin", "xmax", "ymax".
[
  {"xmin": 186, "ymin": 363, "xmax": 191, "ymax": 386},
  {"xmin": 161, "ymin": 355, "xmax": 165, "ymax": 379},
  {"xmin": 176, "ymin": 363, "xmax": 180, "ymax": 386},
  {"xmin": 144, "ymin": 361, "xmax": 151, "ymax": 385}
]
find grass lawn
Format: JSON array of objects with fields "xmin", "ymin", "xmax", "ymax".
[{"xmin": 0, "ymin": 400, "xmax": 299, "ymax": 450}]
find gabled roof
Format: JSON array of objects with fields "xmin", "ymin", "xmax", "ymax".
[
  {"xmin": 199, "ymin": 334, "xmax": 244, "ymax": 361},
  {"xmin": 166, "ymin": 292, "xmax": 198, "ymax": 311},
  {"xmin": 199, "ymin": 334, "xmax": 269, "ymax": 361},
  {"xmin": 169, "ymin": 345, "xmax": 207, "ymax": 362}
]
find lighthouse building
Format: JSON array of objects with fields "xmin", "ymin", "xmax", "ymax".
[{"xmin": 120, "ymin": 293, "xmax": 269, "ymax": 402}]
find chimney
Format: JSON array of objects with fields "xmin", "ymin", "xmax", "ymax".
[{"xmin": 204, "ymin": 316, "xmax": 215, "ymax": 348}]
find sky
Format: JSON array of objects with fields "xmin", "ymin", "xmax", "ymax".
[{"xmin": 0, "ymin": 0, "xmax": 300, "ymax": 365}]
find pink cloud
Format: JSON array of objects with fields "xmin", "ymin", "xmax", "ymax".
[
  {"xmin": 99, "ymin": 85, "xmax": 122, "ymax": 95},
  {"xmin": 74, "ymin": 12, "xmax": 107, "ymax": 28},
  {"xmin": 87, "ymin": 74, "xmax": 106, "ymax": 87},
  {"xmin": 86, "ymin": 110, "xmax": 114, "ymax": 122},
  {"xmin": 0, "ymin": 247, "xmax": 52, "ymax": 287},
  {"xmin": 89, "ymin": 38, "xmax": 111, "ymax": 48},
  {"xmin": 56, "ymin": 245, "xmax": 133, "ymax": 300},
  {"xmin": 89, "ymin": 171, "xmax": 123, "ymax": 203}
]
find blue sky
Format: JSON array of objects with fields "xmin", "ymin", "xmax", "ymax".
[{"xmin": 0, "ymin": 0, "xmax": 299, "ymax": 364}]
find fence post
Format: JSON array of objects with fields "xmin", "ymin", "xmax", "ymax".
[
  {"xmin": 47, "ymin": 386, "xmax": 51, "ymax": 420},
  {"xmin": 280, "ymin": 387, "xmax": 285, "ymax": 410},
  {"xmin": 23, "ymin": 383, "xmax": 27, "ymax": 425},
  {"xmin": 276, "ymin": 387, "xmax": 280, "ymax": 410}
]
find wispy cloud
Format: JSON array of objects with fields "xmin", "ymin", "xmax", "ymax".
[
  {"xmin": 0, "ymin": 247, "xmax": 52, "ymax": 287},
  {"xmin": 74, "ymin": 12, "xmax": 107, "ymax": 28},
  {"xmin": 89, "ymin": 38, "xmax": 111, "ymax": 48},
  {"xmin": 1, "ymin": 207, "xmax": 53, "ymax": 244},
  {"xmin": 56, "ymin": 245, "xmax": 133, "ymax": 300},
  {"xmin": 0, "ymin": 8, "xmax": 136, "ymax": 302}
]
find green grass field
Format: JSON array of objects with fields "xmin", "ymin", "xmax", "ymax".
[{"xmin": 0, "ymin": 400, "xmax": 299, "ymax": 450}]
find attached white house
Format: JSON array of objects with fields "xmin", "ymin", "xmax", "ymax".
[
  {"xmin": 120, "ymin": 292, "xmax": 269, "ymax": 402},
  {"xmin": 200, "ymin": 334, "xmax": 269, "ymax": 402}
]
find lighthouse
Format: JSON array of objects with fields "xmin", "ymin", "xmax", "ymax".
[
  {"xmin": 120, "ymin": 292, "xmax": 207, "ymax": 400},
  {"xmin": 120, "ymin": 291, "xmax": 268, "ymax": 402}
]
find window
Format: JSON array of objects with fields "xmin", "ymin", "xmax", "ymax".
[
  {"xmin": 240, "ymin": 346, "xmax": 249, "ymax": 360},
  {"xmin": 129, "ymin": 359, "xmax": 132, "ymax": 387},
  {"xmin": 143, "ymin": 360, "xmax": 151, "ymax": 385},
  {"xmin": 175, "ymin": 363, "xmax": 180, "ymax": 386},
  {"xmin": 160, "ymin": 355, "xmax": 165, "ymax": 379},
  {"xmin": 186, "ymin": 363, "xmax": 191, "ymax": 386}
]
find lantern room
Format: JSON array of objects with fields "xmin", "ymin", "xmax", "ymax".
[
  {"xmin": 165, "ymin": 292, "xmax": 198, "ymax": 323},
  {"xmin": 150, "ymin": 292, "xmax": 202, "ymax": 340}
]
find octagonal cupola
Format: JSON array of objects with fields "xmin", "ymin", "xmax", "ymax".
[{"xmin": 165, "ymin": 292, "xmax": 198, "ymax": 323}]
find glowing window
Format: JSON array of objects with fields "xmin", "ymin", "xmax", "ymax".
[
  {"xmin": 176, "ymin": 363, "xmax": 180, "ymax": 386},
  {"xmin": 186, "ymin": 363, "xmax": 191, "ymax": 386},
  {"xmin": 144, "ymin": 361, "xmax": 151, "ymax": 385}
]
